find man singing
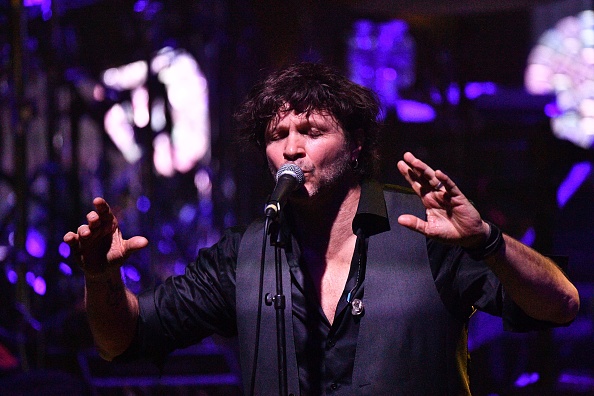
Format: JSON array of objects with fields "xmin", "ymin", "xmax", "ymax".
[{"xmin": 64, "ymin": 62, "xmax": 579, "ymax": 395}]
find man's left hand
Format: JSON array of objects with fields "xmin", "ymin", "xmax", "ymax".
[{"xmin": 396, "ymin": 152, "xmax": 489, "ymax": 248}]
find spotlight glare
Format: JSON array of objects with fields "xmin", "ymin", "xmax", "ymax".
[
  {"xmin": 102, "ymin": 61, "xmax": 148, "ymax": 91},
  {"xmin": 194, "ymin": 169, "xmax": 212, "ymax": 196},
  {"xmin": 153, "ymin": 133, "xmax": 175, "ymax": 177},
  {"xmin": 103, "ymin": 48, "xmax": 210, "ymax": 177},
  {"xmin": 526, "ymin": 10, "xmax": 594, "ymax": 149},
  {"xmin": 132, "ymin": 86, "xmax": 150, "ymax": 128}
]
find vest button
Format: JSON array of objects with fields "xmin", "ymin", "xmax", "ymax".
[
  {"xmin": 330, "ymin": 382, "xmax": 339, "ymax": 390},
  {"xmin": 327, "ymin": 339, "xmax": 336, "ymax": 348},
  {"xmin": 351, "ymin": 298, "xmax": 364, "ymax": 315}
]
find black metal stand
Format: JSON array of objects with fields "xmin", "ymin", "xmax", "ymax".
[{"xmin": 264, "ymin": 218, "xmax": 288, "ymax": 396}]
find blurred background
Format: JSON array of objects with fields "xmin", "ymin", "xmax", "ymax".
[{"xmin": 1, "ymin": 0, "xmax": 593, "ymax": 394}]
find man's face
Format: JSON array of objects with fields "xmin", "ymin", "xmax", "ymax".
[{"xmin": 265, "ymin": 110, "xmax": 359, "ymax": 199}]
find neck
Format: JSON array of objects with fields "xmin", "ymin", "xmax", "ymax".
[{"xmin": 289, "ymin": 177, "xmax": 361, "ymax": 257}]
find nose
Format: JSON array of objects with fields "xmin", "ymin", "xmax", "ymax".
[{"xmin": 283, "ymin": 130, "xmax": 305, "ymax": 161}]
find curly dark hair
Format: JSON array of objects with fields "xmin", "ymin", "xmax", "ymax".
[{"xmin": 234, "ymin": 62, "xmax": 382, "ymax": 179}]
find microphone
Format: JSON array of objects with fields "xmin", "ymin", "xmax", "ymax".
[{"xmin": 264, "ymin": 163, "xmax": 305, "ymax": 218}]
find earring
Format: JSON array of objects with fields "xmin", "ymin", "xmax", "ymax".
[{"xmin": 350, "ymin": 158, "xmax": 359, "ymax": 170}]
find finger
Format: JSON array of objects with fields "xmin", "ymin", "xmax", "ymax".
[
  {"xmin": 398, "ymin": 154, "xmax": 427, "ymax": 183},
  {"xmin": 93, "ymin": 197, "xmax": 109, "ymax": 212},
  {"xmin": 397, "ymin": 214, "xmax": 427, "ymax": 235},
  {"xmin": 403, "ymin": 152, "xmax": 432, "ymax": 176},
  {"xmin": 94, "ymin": 197, "xmax": 112, "ymax": 218},
  {"xmin": 397, "ymin": 160, "xmax": 423, "ymax": 195},
  {"xmin": 402, "ymin": 151, "xmax": 418, "ymax": 164},
  {"xmin": 403, "ymin": 152, "xmax": 444, "ymax": 189},
  {"xmin": 63, "ymin": 231, "xmax": 78, "ymax": 244},
  {"xmin": 398, "ymin": 160, "xmax": 440, "ymax": 196},
  {"xmin": 397, "ymin": 160, "xmax": 415, "ymax": 184},
  {"xmin": 124, "ymin": 236, "xmax": 149, "ymax": 256},
  {"xmin": 397, "ymin": 160, "xmax": 429, "ymax": 196},
  {"xmin": 434, "ymin": 169, "xmax": 462, "ymax": 195},
  {"xmin": 77, "ymin": 224, "xmax": 92, "ymax": 238},
  {"xmin": 93, "ymin": 197, "xmax": 116, "ymax": 222},
  {"xmin": 86, "ymin": 211, "xmax": 101, "ymax": 229}
]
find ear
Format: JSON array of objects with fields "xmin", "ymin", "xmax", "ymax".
[{"xmin": 350, "ymin": 129, "xmax": 364, "ymax": 160}]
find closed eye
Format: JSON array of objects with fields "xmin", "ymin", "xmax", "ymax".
[
  {"xmin": 266, "ymin": 129, "xmax": 288, "ymax": 142},
  {"xmin": 307, "ymin": 128, "xmax": 324, "ymax": 138}
]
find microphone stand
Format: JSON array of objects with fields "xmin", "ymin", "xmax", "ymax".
[{"xmin": 265, "ymin": 215, "xmax": 288, "ymax": 396}]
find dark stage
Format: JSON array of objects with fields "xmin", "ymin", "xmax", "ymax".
[{"xmin": 1, "ymin": 0, "xmax": 593, "ymax": 394}]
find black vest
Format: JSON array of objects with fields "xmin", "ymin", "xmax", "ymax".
[{"xmin": 236, "ymin": 189, "xmax": 470, "ymax": 395}]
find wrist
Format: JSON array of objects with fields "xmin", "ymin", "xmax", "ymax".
[
  {"xmin": 84, "ymin": 267, "xmax": 123, "ymax": 283},
  {"xmin": 463, "ymin": 221, "xmax": 504, "ymax": 261}
]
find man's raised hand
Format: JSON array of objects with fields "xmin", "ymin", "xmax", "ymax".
[{"xmin": 63, "ymin": 197, "xmax": 148, "ymax": 279}]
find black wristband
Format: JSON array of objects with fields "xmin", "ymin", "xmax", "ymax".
[{"xmin": 463, "ymin": 221, "xmax": 504, "ymax": 261}]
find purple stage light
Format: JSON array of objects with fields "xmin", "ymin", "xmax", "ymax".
[
  {"xmin": 515, "ymin": 372, "xmax": 540, "ymax": 388},
  {"xmin": 520, "ymin": 227, "xmax": 536, "ymax": 247},
  {"xmin": 26, "ymin": 229, "xmax": 46, "ymax": 258},
  {"xmin": 58, "ymin": 241, "xmax": 71, "ymax": 258},
  {"xmin": 33, "ymin": 277, "xmax": 46, "ymax": 295},
  {"xmin": 158, "ymin": 239, "xmax": 174, "ymax": 255},
  {"xmin": 174, "ymin": 260, "xmax": 186, "ymax": 275},
  {"xmin": 199, "ymin": 200, "xmax": 213, "ymax": 217},
  {"xmin": 137, "ymin": 195, "xmax": 151, "ymax": 213},
  {"xmin": 24, "ymin": 0, "xmax": 52, "ymax": 21},
  {"xmin": 558, "ymin": 372, "xmax": 594, "ymax": 388},
  {"xmin": 557, "ymin": 161, "xmax": 592, "ymax": 208},
  {"xmin": 59, "ymin": 262, "xmax": 73, "ymax": 276},
  {"xmin": 161, "ymin": 224, "xmax": 175, "ymax": 238},
  {"xmin": 134, "ymin": 0, "xmax": 148, "ymax": 13},
  {"xmin": 544, "ymin": 102, "xmax": 562, "ymax": 118},
  {"xmin": 465, "ymin": 82, "xmax": 497, "ymax": 100},
  {"xmin": 26, "ymin": 271, "xmax": 35, "ymax": 286},
  {"xmin": 396, "ymin": 100, "xmax": 436, "ymax": 123},
  {"xmin": 447, "ymin": 83, "xmax": 460, "ymax": 106},
  {"xmin": 124, "ymin": 265, "xmax": 141, "ymax": 282},
  {"xmin": 179, "ymin": 204, "xmax": 197, "ymax": 224},
  {"xmin": 348, "ymin": 19, "xmax": 416, "ymax": 121},
  {"xmin": 7, "ymin": 270, "xmax": 17, "ymax": 284}
]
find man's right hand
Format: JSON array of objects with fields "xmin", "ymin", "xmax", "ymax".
[{"xmin": 63, "ymin": 197, "xmax": 148, "ymax": 279}]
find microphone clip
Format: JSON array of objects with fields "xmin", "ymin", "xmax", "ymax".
[{"xmin": 264, "ymin": 201, "xmax": 281, "ymax": 219}]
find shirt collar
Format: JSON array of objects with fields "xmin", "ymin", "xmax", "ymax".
[{"xmin": 352, "ymin": 179, "xmax": 390, "ymax": 236}]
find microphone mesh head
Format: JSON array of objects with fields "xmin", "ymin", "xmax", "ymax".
[{"xmin": 276, "ymin": 163, "xmax": 305, "ymax": 186}]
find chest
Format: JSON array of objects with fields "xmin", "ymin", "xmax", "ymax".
[
  {"xmin": 317, "ymin": 263, "xmax": 350, "ymax": 324},
  {"xmin": 302, "ymin": 246, "xmax": 356, "ymax": 324},
  {"xmin": 235, "ymin": 191, "xmax": 470, "ymax": 395}
]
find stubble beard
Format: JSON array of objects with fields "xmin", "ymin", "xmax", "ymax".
[
  {"xmin": 306, "ymin": 151, "xmax": 352, "ymax": 199},
  {"xmin": 268, "ymin": 149, "xmax": 355, "ymax": 209}
]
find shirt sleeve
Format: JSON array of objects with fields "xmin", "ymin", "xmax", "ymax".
[
  {"xmin": 427, "ymin": 238, "xmax": 561, "ymax": 331},
  {"xmin": 116, "ymin": 225, "xmax": 245, "ymax": 363}
]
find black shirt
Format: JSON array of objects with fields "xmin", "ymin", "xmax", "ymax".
[
  {"xmin": 127, "ymin": 181, "xmax": 540, "ymax": 394},
  {"xmin": 283, "ymin": 181, "xmax": 504, "ymax": 394}
]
